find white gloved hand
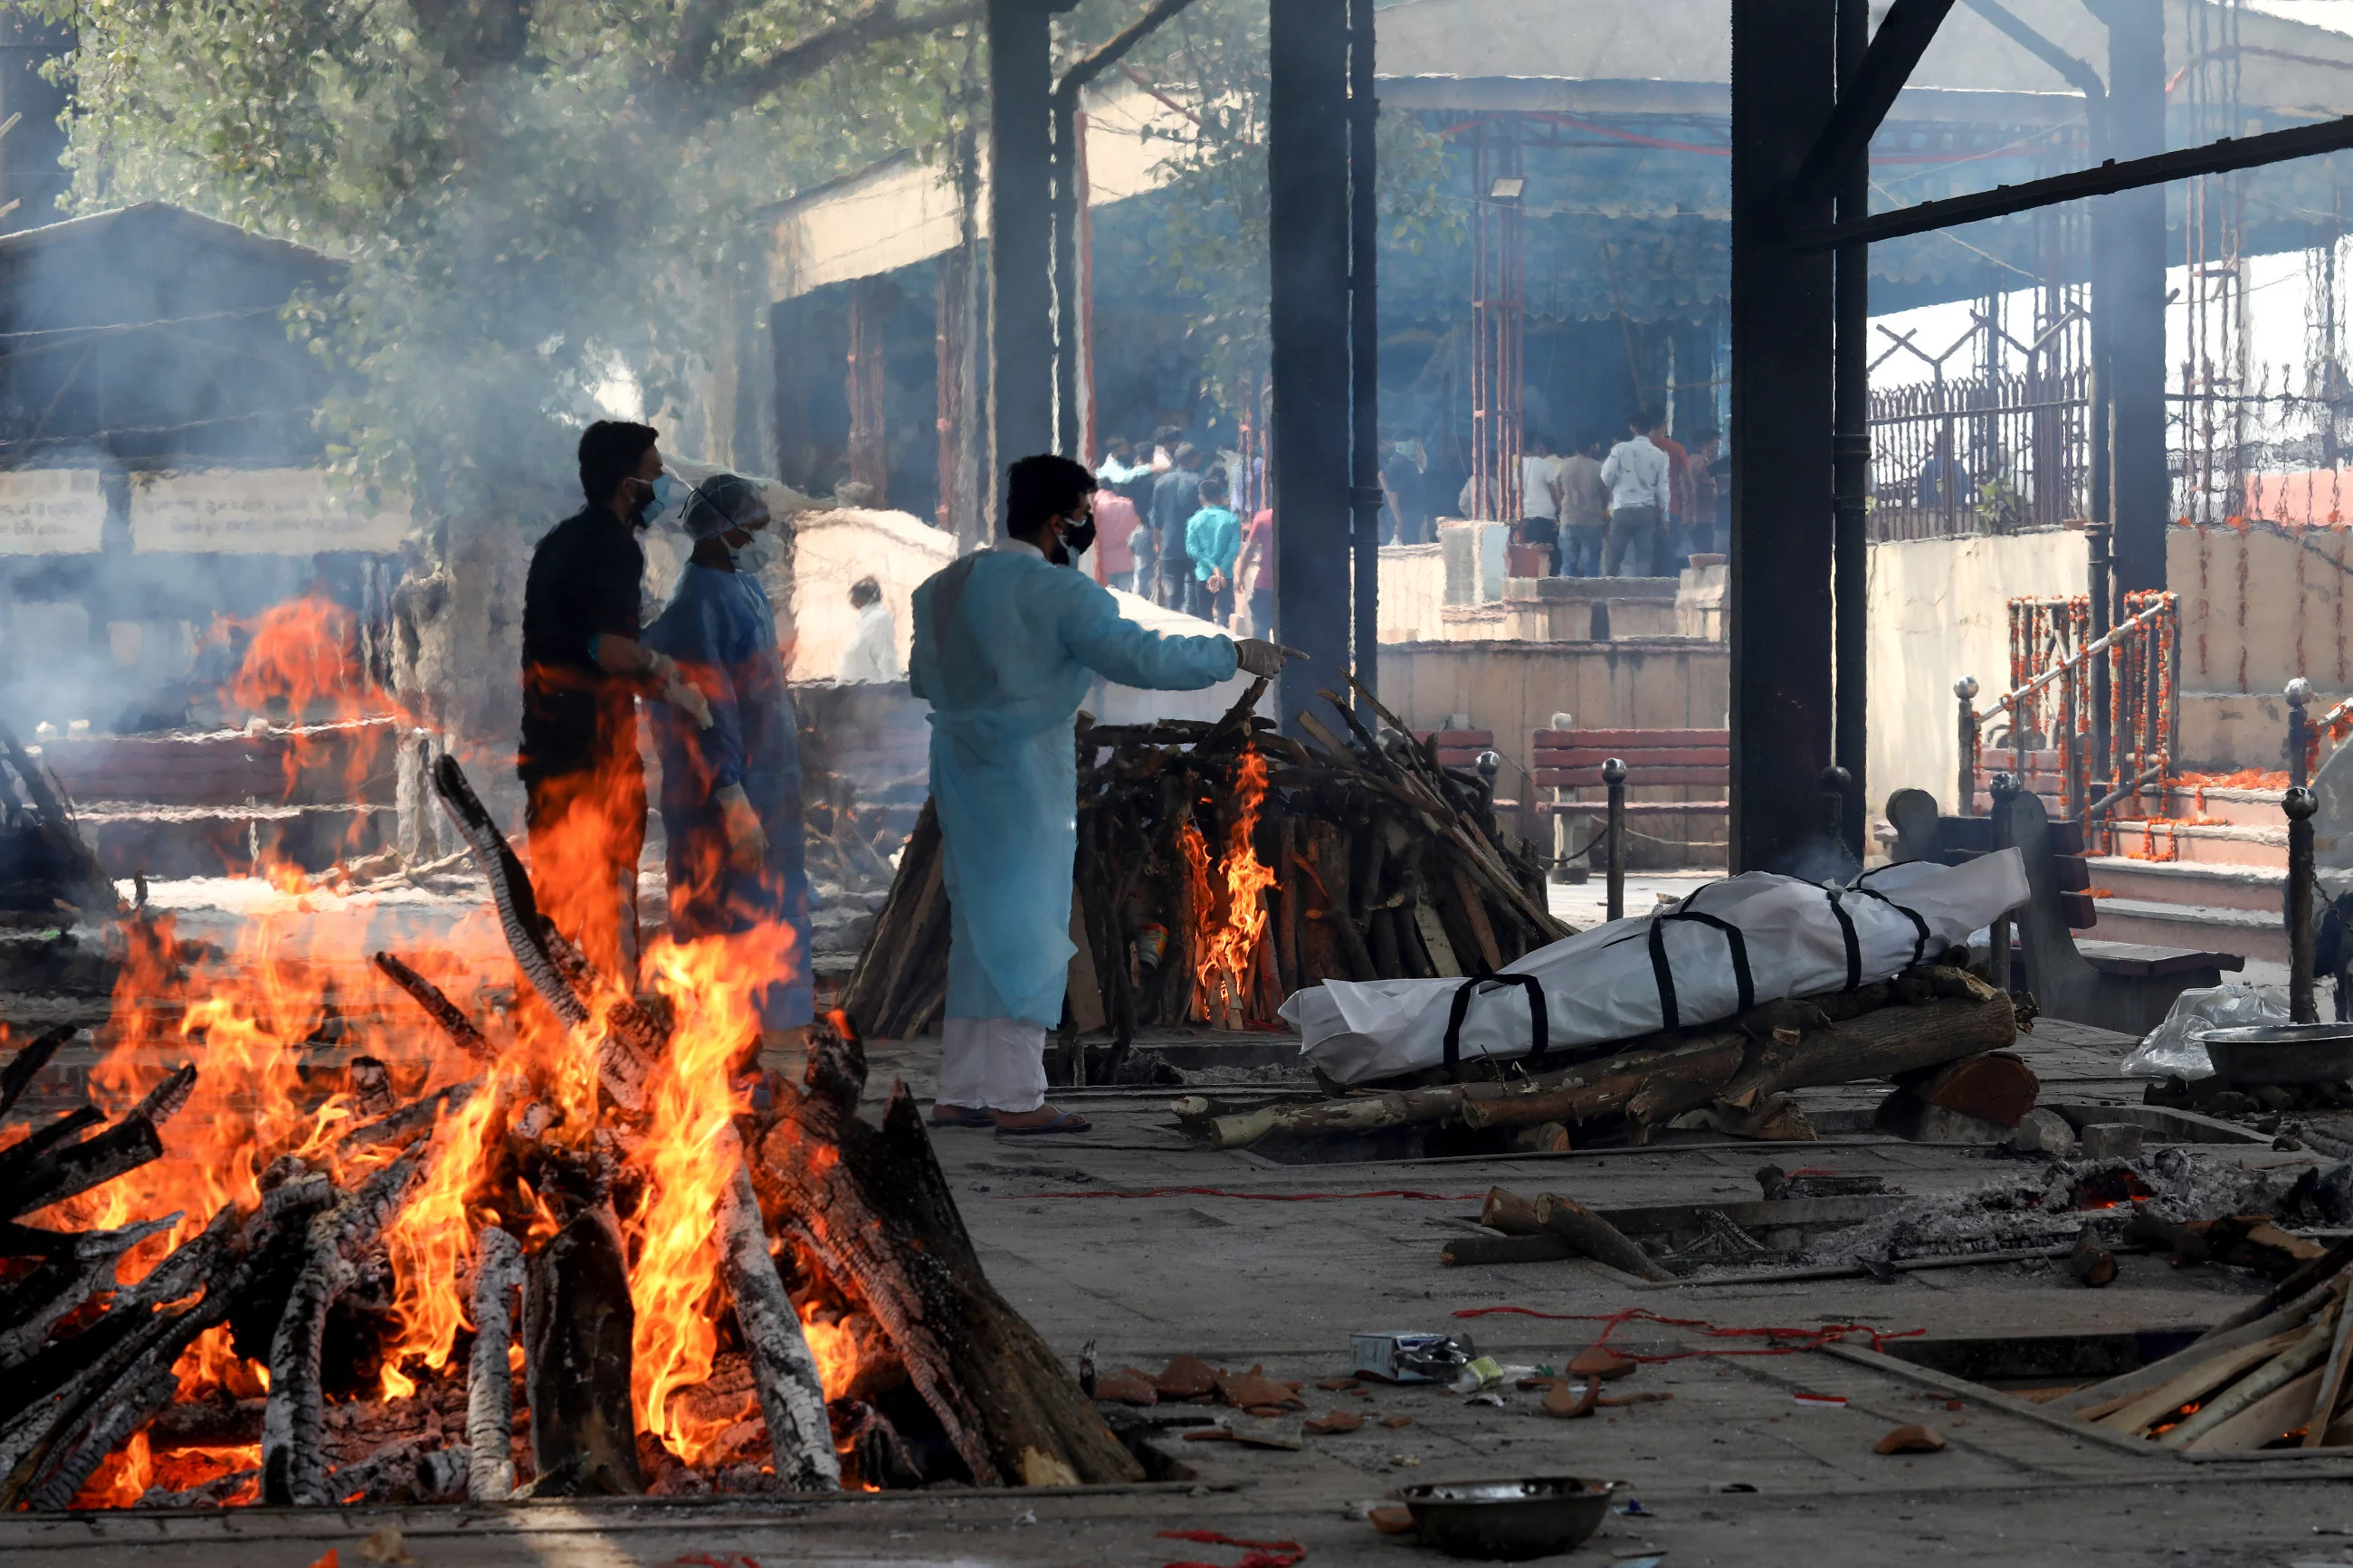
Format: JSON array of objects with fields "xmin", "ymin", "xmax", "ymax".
[
  {"xmin": 1234, "ymin": 638, "xmax": 1307, "ymax": 679},
  {"xmin": 716, "ymin": 784, "xmax": 769, "ymax": 874},
  {"xmin": 663, "ymin": 675, "xmax": 715, "ymax": 731}
]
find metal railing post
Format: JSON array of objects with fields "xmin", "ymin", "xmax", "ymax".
[
  {"xmin": 1603, "ymin": 756, "xmax": 1627, "ymax": 922},
  {"xmin": 2087, "ymin": 521, "xmax": 2113, "ymax": 805},
  {"xmin": 2289, "ymin": 676, "xmax": 2312, "ymax": 790},
  {"xmin": 1955, "ymin": 675, "xmax": 1979, "ymax": 816},
  {"xmin": 2288, "ymin": 784, "xmax": 2318, "ymax": 1024},
  {"xmin": 1987, "ymin": 772, "xmax": 2016, "ymax": 993},
  {"xmin": 2059, "ymin": 666, "xmax": 2081, "ymax": 825}
]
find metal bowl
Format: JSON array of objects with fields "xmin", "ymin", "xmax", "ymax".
[
  {"xmin": 1397, "ymin": 1477, "xmax": 1617, "ymax": 1561},
  {"xmin": 2196, "ymin": 1022, "xmax": 2353, "ymax": 1086}
]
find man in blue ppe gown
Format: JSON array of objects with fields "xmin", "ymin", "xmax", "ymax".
[
  {"xmin": 912, "ymin": 453, "xmax": 1298, "ymax": 1134},
  {"xmin": 643, "ymin": 472, "xmax": 814, "ymax": 1054}
]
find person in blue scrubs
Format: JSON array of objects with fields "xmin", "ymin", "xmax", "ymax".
[
  {"xmin": 911, "ymin": 454, "xmax": 1297, "ymax": 1134},
  {"xmin": 643, "ymin": 472, "xmax": 813, "ymax": 1053}
]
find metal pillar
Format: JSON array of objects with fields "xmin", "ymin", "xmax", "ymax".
[
  {"xmin": 1729, "ymin": 0, "xmax": 1837, "ymax": 872},
  {"xmin": 1270, "ymin": 0, "xmax": 1353, "ymax": 729},
  {"xmin": 1830, "ymin": 0, "xmax": 1869, "ymax": 861},
  {"xmin": 988, "ymin": 0, "xmax": 1060, "ymax": 475},
  {"xmin": 1470, "ymin": 125, "xmax": 1523, "ymax": 523},
  {"xmin": 1347, "ymin": 0, "xmax": 1380, "ymax": 716},
  {"xmin": 2102, "ymin": 0, "xmax": 2167, "ymax": 594}
]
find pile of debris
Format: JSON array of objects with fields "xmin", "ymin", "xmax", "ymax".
[
  {"xmin": 843, "ymin": 679, "xmax": 1562, "ymax": 1045},
  {"xmin": 0, "ymin": 754, "xmax": 1137, "ymax": 1511},
  {"xmin": 0, "ymin": 724, "xmax": 117, "ymax": 925}
]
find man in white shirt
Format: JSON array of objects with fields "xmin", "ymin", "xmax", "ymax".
[
  {"xmin": 1599, "ymin": 408, "xmax": 1671, "ymax": 576},
  {"xmin": 1516, "ymin": 433, "xmax": 1562, "ymax": 574},
  {"xmin": 836, "ymin": 576, "xmax": 899, "ymax": 682}
]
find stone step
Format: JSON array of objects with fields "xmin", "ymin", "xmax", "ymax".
[
  {"xmin": 2155, "ymin": 783, "xmax": 2288, "ymax": 829},
  {"xmin": 2081, "ymin": 897, "xmax": 2285, "ymax": 966},
  {"xmin": 2083, "ymin": 856, "xmax": 2283, "ymax": 914},
  {"xmin": 2102, "ymin": 819, "xmax": 2287, "ymax": 869}
]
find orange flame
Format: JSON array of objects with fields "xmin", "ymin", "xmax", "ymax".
[
  {"xmin": 376, "ymin": 1087, "xmax": 504, "ymax": 1400},
  {"xmin": 625, "ymin": 921, "xmax": 797, "ymax": 1464},
  {"xmin": 1186, "ymin": 747, "xmax": 1278, "ymax": 1025}
]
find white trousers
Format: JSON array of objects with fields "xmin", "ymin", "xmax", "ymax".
[{"xmin": 938, "ymin": 1017, "xmax": 1048, "ymax": 1113}]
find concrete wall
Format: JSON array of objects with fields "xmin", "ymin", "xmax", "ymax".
[
  {"xmin": 1379, "ymin": 544, "xmax": 1445, "ymax": 642},
  {"xmin": 1864, "ymin": 528, "xmax": 2085, "ymax": 816},
  {"xmin": 1382, "ymin": 638, "xmax": 1730, "ymax": 784},
  {"xmin": 2172, "ymin": 524, "xmax": 2353, "ymax": 706}
]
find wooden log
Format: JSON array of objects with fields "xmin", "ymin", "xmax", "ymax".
[
  {"xmin": 1459, "ymin": 1037, "xmax": 1748, "ymax": 1134},
  {"xmin": 2090, "ymin": 1330, "xmax": 2304, "ymax": 1434},
  {"xmin": 841, "ymin": 800, "xmax": 938, "ymax": 1031},
  {"xmin": 0, "ymin": 1024, "xmax": 71, "ymax": 1119},
  {"xmin": 432, "ymin": 755, "xmax": 598, "ymax": 1041},
  {"xmin": 0, "ymin": 1107, "xmax": 101, "ymax": 1192},
  {"xmin": 1715, "ymin": 992, "xmax": 2019, "ymax": 1108},
  {"xmin": 2306, "ymin": 1285, "xmax": 2353, "ymax": 1448},
  {"xmin": 2186, "ymin": 1365, "xmax": 2328, "ymax": 1452},
  {"xmin": 1274, "ymin": 814, "xmax": 1300, "ymax": 1001},
  {"xmin": 1198, "ymin": 1085, "xmax": 1469, "ymax": 1151},
  {"xmin": 24, "ymin": 1353, "xmax": 177, "ymax": 1509},
  {"xmin": 262, "ymin": 1154, "xmax": 423, "ymax": 1505},
  {"xmin": 0, "ymin": 1214, "xmax": 176, "ymax": 1366},
  {"xmin": 339, "ymin": 1077, "xmax": 485, "ymax": 1156},
  {"xmin": 1480, "ymin": 1187, "xmax": 1542, "ymax": 1236},
  {"xmin": 2158, "ymin": 1300, "xmax": 2342, "ymax": 1449},
  {"xmin": 1532, "ymin": 1192, "xmax": 1675, "ymax": 1283},
  {"xmin": 1892, "ymin": 1050, "xmax": 2039, "ymax": 1129},
  {"xmin": 2058, "ymin": 1277, "xmax": 2339, "ymax": 1417},
  {"xmin": 5, "ymin": 1063, "xmax": 193, "ymax": 1220},
  {"xmin": 718, "ymin": 1154, "xmax": 838, "ymax": 1491},
  {"xmin": 2195, "ymin": 1234, "xmax": 2353, "ymax": 1344},
  {"xmin": 522, "ymin": 1201, "xmax": 643, "ymax": 1496},
  {"xmin": 466, "ymin": 1224, "xmax": 525, "ymax": 1501},
  {"xmin": 1439, "ymin": 1233, "xmax": 1574, "ymax": 1267},
  {"xmin": 1311, "ymin": 821, "xmax": 1377, "ymax": 981},
  {"xmin": 754, "ymin": 1082, "xmax": 1142, "ymax": 1487},
  {"xmin": 372, "ymin": 951, "xmax": 500, "ymax": 1064},
  {"xmin": 540, "ymin": 923, "xmax": 669, "ymax": 1065}
]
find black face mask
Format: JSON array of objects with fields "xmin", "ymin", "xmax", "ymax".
[{"xmin": 1063, "ymin": 514, "xmax": 1098, "ymax": 556}]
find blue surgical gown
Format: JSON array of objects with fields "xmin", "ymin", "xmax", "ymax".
[
  {"xmin": 910, "ymin": 547, "xmax": 1238, "ymax": 1028},
  {"xmin": 643, "ymin": 563, "xmax": 814, "ymax": 1032}
]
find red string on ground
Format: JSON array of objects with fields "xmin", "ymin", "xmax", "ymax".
[
  {"xmin": 1015, "ymin": 1187, "xmax": 1483, "ymax": 1202},
  {"xmin": 1158, "ymin": 1527, "xmax": 1308, "ymax": 1568},
  {"xmin": 1454, "ymin": 1305, "xmax": 1924, "ymax": 1359}
]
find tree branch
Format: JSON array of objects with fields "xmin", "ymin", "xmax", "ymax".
[
  {"xmin": 723, "ymin": 0, "xmax": 982, "ymax": 110},
  {"xmin": 1054, "ymin": 0, "xmax": 1201, "ymax": 101}
]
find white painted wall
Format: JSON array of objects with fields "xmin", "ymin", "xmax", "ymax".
[{"xmin": 1865, "ymin": 528, "xmax": 2087, "ymax": 817}]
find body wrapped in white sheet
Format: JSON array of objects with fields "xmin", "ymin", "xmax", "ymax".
[{"xmin": 1280, "ymin": 851, "xmax": 2028, "ymax": 1086}]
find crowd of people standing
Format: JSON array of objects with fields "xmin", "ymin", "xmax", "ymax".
[{"xmin": 1090, "ymin": 428, "xmax": 1275, "ymax": 635}]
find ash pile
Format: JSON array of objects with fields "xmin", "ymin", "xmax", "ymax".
[
  {"xmin": 0, "ymin": 753, "xmax": 1138, "ymax": 1513},
  {"xmin": 843, "ymin": 677, "xmax": 1562, "ymax": 1060}
]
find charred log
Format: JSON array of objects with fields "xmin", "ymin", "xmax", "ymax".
[
  {"xmin": 754, "ymin": 1080, "xmax": 1142, "ymax": 1487},
  {"xmin": 371, "ymin": 951, "xmax": 500, "ymax": 1065},
  {"xmin": 521, "ymin": 1202, "xmax": 642, "ymax": 1497}
]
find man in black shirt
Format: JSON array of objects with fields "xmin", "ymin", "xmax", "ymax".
[
  {"xmin": 1150, "ymin": 443, "xmax": 1205, "ymax": 613},
  {"xmin": 519, "ymin": 420, "xmax": 712, "ymax": 979}
]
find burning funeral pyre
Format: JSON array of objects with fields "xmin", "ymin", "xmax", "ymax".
[
  {"xmin": 843, "ymin": 675, "xmax": 1567, "ymax": 1052},
  {"xmin": 0, "ymin": 729, "xmax": 1136, "ymax": 1509}
]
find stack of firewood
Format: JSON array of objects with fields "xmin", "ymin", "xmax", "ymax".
[
  {"xmin": 1176, "ymin": 965, "xmax": 2029, "ymax": 1152},
  {"xmin": 2056, "ymin": 1240, "xmax": 2353, "ymax": 1450},
  {"xmin": 0, "ymin": 754, "xmax": 1138, "ymax": 1511},
  {"xmin": 842, "ymin": 678, "xmax": 1566, "ymax": 1044}
]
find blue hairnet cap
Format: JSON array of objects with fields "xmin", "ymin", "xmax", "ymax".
[{"xmin": 681, "ymin": 473, "xmax": 769, "ymax": 540}]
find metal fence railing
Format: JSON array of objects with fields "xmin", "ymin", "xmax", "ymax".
[{"xmin": 1868, "ymin": 370, "xmax": 2090, "ymax": 542}]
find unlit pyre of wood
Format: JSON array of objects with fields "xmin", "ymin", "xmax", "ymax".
[{"xmin": 842, "ymin": 679, "xmax": 1564, "ymax": 1047}]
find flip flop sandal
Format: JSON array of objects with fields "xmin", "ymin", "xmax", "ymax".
[
  {"xmin": 994, "ymin": 1110, "xmax": 1093, "ymax": 1136},
  {"xmin": 928, "ymin": 1108, "xmax": 995, "ymax": 1128}
]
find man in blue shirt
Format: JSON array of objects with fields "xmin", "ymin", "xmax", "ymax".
[
  {"xmin": 1186, "ymin": 473, "xmax": 1242, "ymax": 628},
  {"xmin": 910, "ymin": 454, "xmax": 1296, "ymax": 1132}
]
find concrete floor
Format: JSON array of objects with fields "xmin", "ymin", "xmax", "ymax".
[{"xmin": 10, "ymin": 883, "xmax": 2353, "ymax": 1563}]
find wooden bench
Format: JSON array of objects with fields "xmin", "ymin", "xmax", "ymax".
[
  {"xmin": 1533, "ymin": 727, "xmax": 1729, "ymax": 872},
  {"xmin": 1886, "ymin": 785, "xmax": 2243, "ymax": 1035}
]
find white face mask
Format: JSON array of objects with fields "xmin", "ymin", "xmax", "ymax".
[{"xmin": 729, "ymin": 528, "xmax": 779, "ymax": 573}]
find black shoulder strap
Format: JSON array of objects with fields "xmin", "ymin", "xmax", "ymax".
[
  {"xmin": 1820, "ymin": 885, "xmax": 1863, "ymax": 991},
  {"xmin": 1850, "ymin": 884, "xmax": 1933, "ymax": 971},
  {"xmin": 1441, "ymin": 974, "xmax": 1550, "ymax": 1076},
  {"xmin": 1645, "ymin": 907, "xmax": 1755, "ymax": 1031}
]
